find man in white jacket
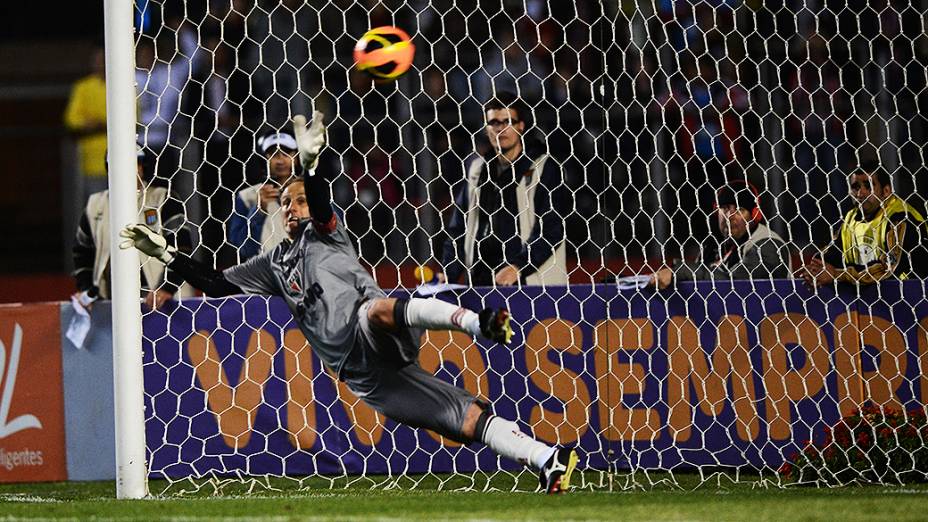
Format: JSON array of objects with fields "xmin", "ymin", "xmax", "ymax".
[
  {"xmin": 439, "ymin": 91, "xmax": 570, "ymax": 287},
  {"xmin": 71, "ymin": 146, "xmax": 188, "ymax": 310}
]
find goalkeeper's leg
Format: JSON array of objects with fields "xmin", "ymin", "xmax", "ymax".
[
  {"xmin": 350, "ymin": 364, "xmax": 577, "ymax": 494},
  {"xmin": 367, "ymin": 297, "xmax": 513, "ymax": 344},
  {"xmin": 466, "ymin": 403, "xmax": 579, "ymax": 494},
  {"xmin": 352, "ymin": 304, "xmax": 578, "ymax": 494}
]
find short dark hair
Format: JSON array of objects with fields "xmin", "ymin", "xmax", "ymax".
[
  {"xmin": 716, "ymin": 180, "xmax": 759, "ymax": 211},
  {"xmin": 484, "ymin": 91, "xmax": 532, "ymax": 129},
  {"xmin": 854, "ymin": 161, "xmax": 892, "ymax": 188}
]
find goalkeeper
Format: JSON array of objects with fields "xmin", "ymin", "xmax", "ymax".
[{"xmin": 119, "ymin": 111, "xmax": 578, "ymax": 494}]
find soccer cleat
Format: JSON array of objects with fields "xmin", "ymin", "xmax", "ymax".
[
  {"xmin": 539, "ymin": 447, "xmax": 579, "ymax": 494},
  {"xmin": 479, "ymin": 308, "xmax": 513, "ymax": 344}
]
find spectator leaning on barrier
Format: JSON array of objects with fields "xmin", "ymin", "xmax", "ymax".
[
  {"xmin": 649, "ymin": 180, "xmax": 790, "ymax": 289},
  {"xmin": 72, "ymin": 146, "xmax": 189, "ymax": 311},
  {"xmin": 228, "ymin": 130, "xmax": 300, "ymax": 261},
  {"xmin": 439, "ymin": 91, "xmax": 569, "ymax": 287},
  {"xmin": 800, "ymin": 165, "xmax": 927, "ymax": 287}
]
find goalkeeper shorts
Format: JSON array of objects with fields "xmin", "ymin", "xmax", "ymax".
[{"xmin": 341, "ymin": 300, "xmax": 485, "ymax": 443}]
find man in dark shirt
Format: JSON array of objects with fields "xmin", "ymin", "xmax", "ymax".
[
  {"xmin": 440, "ymin": 91, "xmax": 570, "ymax": 287},
  {"xmin": 649, "ymin": 180, "xmax": 790, "ymax": 289}
]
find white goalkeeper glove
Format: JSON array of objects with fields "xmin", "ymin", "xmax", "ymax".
[
  {"xmin": 119, "ymin": 224, "xmax": 176, "ymax": 264},
  {"xmin": 292, "ymin": 110, "xmax": 326, "ymax": 174}
]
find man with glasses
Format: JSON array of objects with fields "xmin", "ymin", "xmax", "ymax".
[{"xmin": 439, "ymin": 91, "xmax": 569, "ymax": 287}]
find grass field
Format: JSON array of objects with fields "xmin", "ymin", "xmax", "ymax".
[{"xmin": 1, "ymin": 474, "xmax": 927, "ymax": 521}]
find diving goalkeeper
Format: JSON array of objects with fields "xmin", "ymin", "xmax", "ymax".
[{"xmin": 119, "ymin": 112, "xmax": 578, "ymax": 494}]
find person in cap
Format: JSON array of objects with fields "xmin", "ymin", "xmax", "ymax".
[
  {"xmin": 72, "ymin": 145, "xmax": 189, "ymax": 311},
  {"xmin": 228, "ymin": 129, "xmax": 300, "ymax": 261},
  {"xmin": 648, "ymin": 180, "xmax": 790, "ymax": 289}
]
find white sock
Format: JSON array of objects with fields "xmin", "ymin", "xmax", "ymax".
[
  {"xmin": 480, "ymin": 416, "xmax": 555, "ymax": 471},
  {"xmin": 404, "ymin": 298, "xmax": 481, "ymax": 338}
]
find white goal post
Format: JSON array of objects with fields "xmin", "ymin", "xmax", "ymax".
[{"xmin": 103, "ymin": 0, "xmax": 147, "ymax": 500}]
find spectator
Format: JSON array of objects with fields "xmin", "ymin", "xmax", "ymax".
[
  {"xmin": 72, "ymin": 146, "xmax": 189, "ymax": 310},
  {"xmin": 649, "ymin": 180, "xmax": 790, "ymax": 289},
  {"xmin": 800, "ymin": 165, "xmax": 927, "ymax": 287},
  {"xmin": 411, "ymin": 67, "xmax": 463, "ymax": 209},
  {"xmin": 63, "ymin": 43, "xmax": 108, "ymax": 201},
  {"xmin": 782, "ymin": 33, "xmax": 854, "ymax": 244},
  {"xmin": 135, "ymin": 27, "xmax": 198, "ymax": 182},
  {"xmin": 192, "ymin": 37, "xmax": 252, "ymax": 269},
  {"xmin": 440, "ymin": 91, "xmax": 569, "ymax": 287},
  {"xmin": 228, "ymin": 130, "xmax": 299, "ymax": 261},
  {"xmin": 341, "ymin": 129, "xmax": 403, "ymax": 265}
]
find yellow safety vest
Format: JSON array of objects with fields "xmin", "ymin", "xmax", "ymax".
[{"xmin": 840, "ymin": 195, "xmax": 926, "ymax": 280}]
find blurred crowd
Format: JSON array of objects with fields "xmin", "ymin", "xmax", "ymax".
[
  {"xmin": 65, "ymin": 0, "xmax": 928, "ymax": 282},
  {"xmin": 609, "ymin": 0, "xmax": 927, "ymax": 262}
]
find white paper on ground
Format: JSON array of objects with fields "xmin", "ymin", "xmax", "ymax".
[
  {"xmin": 413, "ymin": 283, "xmax": 469, "ymax": 296},
  {"xmin": 615, "ymin": 275, "xmax": 653, "ymax": 291},
  {"xmin": 66, "ymin": 296, "xmax": 92, "ymax": 350}
]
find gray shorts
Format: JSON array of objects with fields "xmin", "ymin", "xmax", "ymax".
[{"xmin": 341, "ymin": 300, "xmax": 483, "ymax": 442}]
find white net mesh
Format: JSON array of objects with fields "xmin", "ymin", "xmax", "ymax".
[{"xmin": 131, "ymin": 0, "xmax": 928, "ymax": 494}]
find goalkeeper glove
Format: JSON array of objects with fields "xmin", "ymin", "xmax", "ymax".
[
  {"xmin": 292, "ymin": 110, "xmax": 326, "ymax": 174},
  {"xmin": 119, "ymin": 224, "xmax": 176, "ymax": 264}
]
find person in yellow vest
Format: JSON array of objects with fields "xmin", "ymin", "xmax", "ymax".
[
  {"xmin": 63, "ymin": 44, "xmax": 108, "ymax": 201},
  {"xmin": 801, "ymin": 166, "xmax": 927, "ymax": 287},
  {"xmin": 71, "ymin": 146, "xmax": 190, "ymax": 311}
]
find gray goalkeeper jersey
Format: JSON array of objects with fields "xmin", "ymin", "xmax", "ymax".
[{"xmin": 224, "ymin": 218, "xmax": 385, "ymax": 376}]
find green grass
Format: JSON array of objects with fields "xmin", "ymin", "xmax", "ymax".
[{"xmin": 1, "ymin": 474, "xmax": 927, "ymax": 521}]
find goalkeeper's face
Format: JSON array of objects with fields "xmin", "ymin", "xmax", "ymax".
[{"xmin": 281, "ymin": 181, "xmax": 310, "ymax": 238}]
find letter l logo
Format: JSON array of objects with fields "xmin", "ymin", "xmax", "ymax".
[{"xmin": 0, "ymin": 324, "xmax": 43, "ymax": 438}]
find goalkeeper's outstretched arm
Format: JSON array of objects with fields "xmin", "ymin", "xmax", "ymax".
[
  {"xmin": 119, "ymin": 225, "xmax": 243, "ymax": 297},
  {"xmin": 293, "ymin": 111, "xmax": 336, "ymax": 233},
  {"xmin": 166, "ymin": 253, "xmax": 243, "ymax": 296}
]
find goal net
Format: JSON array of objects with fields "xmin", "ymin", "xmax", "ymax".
[{"xmin": 130, "ymin": 0, "xmax": 928, "ymax": 493}]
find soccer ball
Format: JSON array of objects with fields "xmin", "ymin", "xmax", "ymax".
[{"xmin": 353, "ymin": 26, "xmax": 415, "ymax": 81}]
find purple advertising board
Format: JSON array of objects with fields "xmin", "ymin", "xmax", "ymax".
[{"xmin": 142, "ymin": 280, "xmax": 928, "ymax": 478}]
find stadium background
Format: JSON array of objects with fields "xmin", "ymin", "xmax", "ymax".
[
  {"xmin": 2, "ymin": 0, "xmax": 927, "ymax": 304},
  {"xmin": 2, "ymin": 2, "xmax": 928, "ymax": 515}
]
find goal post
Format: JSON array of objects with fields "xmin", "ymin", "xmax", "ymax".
[{"xmin": 103, "ymin": 0, "xmax": 147, "ymax": 500}]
